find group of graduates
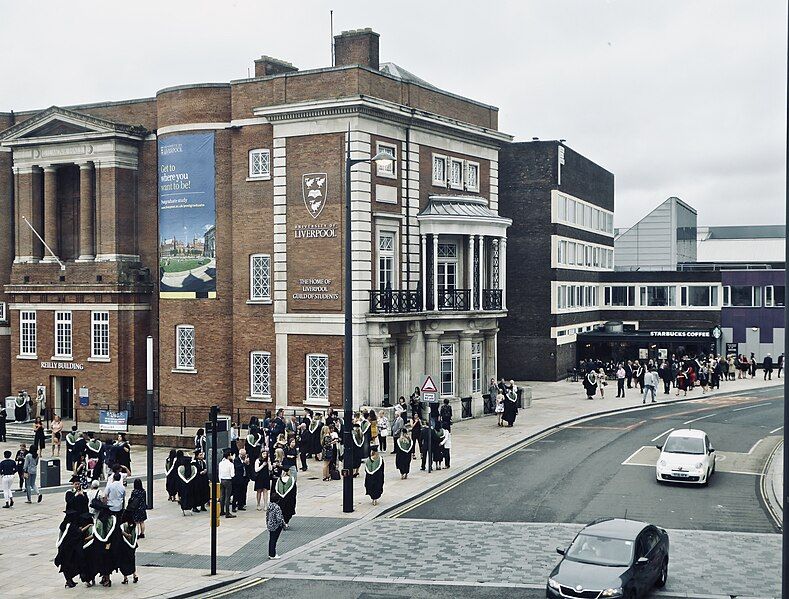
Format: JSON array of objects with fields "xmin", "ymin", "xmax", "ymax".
[
  {"xmin": 54, "ymin": 478, "xmax": 138, "ymax": 588},
  {"xmin": 164, "ymin": 448, "xmax": 210, "ymax": 513},
  {"xmin": 64, "ymin": 427, "xmax": 132, "ymax": 485}
]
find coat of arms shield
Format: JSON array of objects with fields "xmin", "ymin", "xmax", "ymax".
[{"xmin": 302, "ymin": 173, "xmax": 328, "ymax": 219}]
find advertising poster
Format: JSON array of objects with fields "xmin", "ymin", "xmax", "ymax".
[
  {"xmin": 99, "ymin": 410, "xmax": 129, "ymax": 432},
  {"xmin": 158, "ymin": 132, "xmax": 217, "ymax": 299}
]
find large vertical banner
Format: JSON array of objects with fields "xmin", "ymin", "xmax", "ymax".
[{"xmin": 158, "ymin": 132, "xmax": 217, "ymax": 299}]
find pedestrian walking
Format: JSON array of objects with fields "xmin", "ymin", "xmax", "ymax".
[
  {"xmin": 126, "ymin": 478, "xmax": 147, "ymax": 537},
  {"xmin": 763, "ymin": 353, "xmax": 774, "ymax": 380},
  {"xmin": 390, "ymin": 411, "xmax": 404, "ymax": 454},
  {"xmin": 439, "ymin": 398, "xmax": 453, "ymax": 432},
  {"xmin": 778, "ymin": 353, "xmax": 784, "ymax": 378},
  {"xmin": 642, "ymin": 366, "xmax": 658, "ymax": 404},
  {"xmin": 266, "ymin": 494, "xmax": 285, "ymax": 559},
  {"xmin": 441, "ymin": 428, "xmax": 451, "ymax": 468},
  {"xmin": 364, "ymin": 446, "xmax": 384, "ymax": 506},
  {"xmin": 1, "ymin": 450, "xmax": 16, "ymax": 508},
  {"xmin": 15, "ymin": 443, "xmax": 28, "ymax": 491},
  {"xmin": 624, "ymin": 360, "xmax": 633, "ymax": 388},
  {"xmin": 50, "ymin": 415, "xmax": 63, "ymax": 455},
  {"xmin": 419, "ymin": 422, "xmax": 431, "ymax": 471},
  {"xmin": 597, "ymin": 369, "xmax": 607, "ymax": 399},
  {"xmin": 23, "ymin": 445, "xmax": 41, "ymax": 503},
  {"xmin": 270, "ymin": 465, "xmax": 296, "ymax": 529},
  {"xmin": 676, "ymin": 367, "xmax": 688, "ymax": 397},
  {"xmin": 503, "ymin": 382, "xmax": 519, "ymax": 426},
  {"xmin": 218, "ymin": 451, "xmax": 235, "ymax": 518},
  {"xmin": 395, "ymin": 431, "xmax": 412, "ymax": 479},
  {"xmin": 749, "ymin": 353, "xmax": 757, "ymax": 378},
  {"xmin": 165, "ymin": 450, "xmax": 179, "ymax": 502},
  {"xmin": 32, "ymin": 417, "xmax": 45, "ymax": 452},
  {"xmin": 616, "ymin": 364, "xmax": 626, "ymax": 398},
  {"xmin": 0, "ymin": 407, "xmax": 6, "ymax": 443},
  {"xmin": 377, "ymin": 411, "xmax": 389, "ymax": 452}
]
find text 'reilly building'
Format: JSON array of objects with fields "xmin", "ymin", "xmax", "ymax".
[{"xmin": 0, "ymin": 29, "xmax": 512, "ymax": 423}]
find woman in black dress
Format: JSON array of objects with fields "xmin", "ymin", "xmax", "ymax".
[
  {"xmin": 127, "ymin": 478, "xmax": 148, "ymax": 538},
  {"xmin": 165, "ymin": 450, "xmax": 179, "ymax": 502},
  {"xmin": 114, "ymin": 433, "xmax": 131, "ymax": 473},
  {"xmin": 253, "ymin": 451, "xmax": 270, "ymax": 511},
  {"xmin": 351, "ymin": 423, "xmax": 364, "ymax": 476},
  {"xmin": 502, "ymin": 383, "xmax": 518, "ymax": 427},
  {"xmin": 33, "ymin": 417, "xmax": 45, "ymax": 452},
  {"xmin": 245, "ymin": 425, "xmax": 264, "ymax": 464},
  {"xmin": 395, "ymin": 431, "xmax": 412, "ymax": 479}
]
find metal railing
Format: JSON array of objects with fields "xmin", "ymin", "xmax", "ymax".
[
  {"xmin": 461, "ymin": 396, "xmax": 472, "ymax": 419},
  {"xmin": 482, "ymin": 289, "xmax": 503, "ymax": 310},
  {"xmin": 438, "ymin": 288, "xmax": 471, "ymax": 311},
  {"xmin": 369, "ymin": 288, "xmax": 421, "ymax": 314}
]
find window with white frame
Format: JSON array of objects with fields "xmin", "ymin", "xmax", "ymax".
[
  {"xmin": 176, "ymin": 325, "xmax": 196, "ymax": 370},
  {"xmin": 248, "ymin": 149, "xmax": 270, "ymax": 179},
  {"xmin": 307, "ymin": 353, "xmax": 329, "ymax": 403},
  {"xmin": 55, "ymin": 311, "xmax": 72, "ymax": 358},
  {"xmin": 0, "ymin": 301, "xmax": 6, "ymax": 322},
  {"xmin": 471, "ymin": 341, "xmax": 482, "ymax": 394},
  {"xmin": 680, "ymin": 286, "xmax": 718, "ymax": 307},
  {"xmin": 604, "ymin": 286, "xmax": 636, "ymax": 307},
  {"xmin": 91, "ymin": 311, "xmax": 110, "ymax": 359},
  {"xmin": 440, "ymin": 343, "xmax": 455, "ymax": 396},
  {"xmin": 250, "ymin": 351, "xmax": 271, "ymax": 399},
  {"xmin": 20, "ymin": 311, "xmax": 36, "ymax": 356},
  {"xmin": 378, "ymin": 231, "xmax": 395, "ymax": 290},
  {"xmin": 466, "ymin": 161, "xmax": 480, "ymax": 192},
  {"xmin": 432, "ymin": 154, "xmax": 447, "ymax": 186},
  {"xmin": 449, "ymin": 158, "xmax": 464, "ymax": 189},
  {"xmin": 375, "ymin": 142, "xmax": 397, "ymax": 178},
  {"xmin": 249, "ymin": 254, "xmax": 271, "ymax": 301},
  {"xmin": 640, "ymin": 286, "xmax": 676, "ymax": 307}
]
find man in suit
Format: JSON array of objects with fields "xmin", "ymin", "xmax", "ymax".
[
  {"xmin": 763, "ymin": 353, "xmax": 774, "ymax": 380},
  {"xmin": 232, "ymin": 449, "xmax": 250, "ymax": 512}
]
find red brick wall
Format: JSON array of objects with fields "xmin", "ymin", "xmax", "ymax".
[
  {"xmin": 156, "ymin": 85, "xmax": 231, "ymax": 129},
  {"xmin": 287, "ymin": 334, "xmax": 343, "ymax": 408},
  {"xmin": 418, "ymin": 144, "xmax": 490, "ymax": 209}
]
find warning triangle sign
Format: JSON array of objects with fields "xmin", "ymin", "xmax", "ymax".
[{"xmin": 421, "ymin": 375, "xmax": 438, "ymax": 394}]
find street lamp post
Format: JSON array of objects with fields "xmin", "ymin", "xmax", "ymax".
[
  {"xmin": 342, "ymin": 136, "xmax": 393, "ymax": 513},
  {"xmin": 146, "ymin": 335, "xmax": 154, "ymax": 510}
]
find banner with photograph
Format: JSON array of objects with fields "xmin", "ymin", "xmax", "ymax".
[{"xmin": 158, "ymin": 132, "xmax": 217, "ymax": 298}]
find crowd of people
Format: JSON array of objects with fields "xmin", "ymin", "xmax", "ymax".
[{"xmin": 579, "ymin": 351, "xmax": 783, "ymax": 402}]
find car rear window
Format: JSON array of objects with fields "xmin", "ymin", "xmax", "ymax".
[{"xmin": 566, "ymin": 533, "xmax": 634, "ymax": 566}]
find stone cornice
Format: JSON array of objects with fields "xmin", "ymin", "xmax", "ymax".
[{"xmin": 0, "ymin": 105, "xmax": 147, "ymax": 143}]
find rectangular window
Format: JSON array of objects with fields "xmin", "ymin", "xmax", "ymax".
[
  {"xmin": 465, "ymin": 161, "xmax": 480, "ymax": 192},
  {"xmin": 606, "ymin": 286, "xmax": 635, "ymax": 306},
  {"xmin": 440, "ymin": 343, "xmax": 455, "ymax": 396},
  {"xmin": 681, "ymin": 286, "xmax": 716, "ymax": 307},
  {"xmin": 558, "ymin": 285, "xmax": 566, "ymax": 309},
  {"xmin": 20, "ymin": 311, "xmax": 36, "ymax": 356},
  {"xmin": 249, "ymin": 254, "xmax": 271, "ymax": 301},
  {"xmin": 376, "ymin": 142, "xmax": 397, "ymax": 178},
  {"xmin": 557, "ymin": 240, "xmax": 565, "ymax": 265},
  {"xmin": 378, "ymin": 232, "xmax": 395, "ymax": 290},
  {"xmin": 55, "ymin": 311, "xmax": 72, "ymax": 358},
  {"xmin": 91, "ymin": 311, "xmax": 110, "ymax": 359},
  {"xmin": 728, "ymin": 285, "xmax": 756, "ymax": 307},
  {"xmin": 775, "ymin": 286, "xmax": 786, "ymax": 307},
  {"xmin": 449, "ymin": 158, "xmax": 464, "ymax": 189},
  {"xmin": 765, "ymin": 285, "xmax": 774, "ymax": 307},
  {"xmin": 248, "ymin": 149, "xmax": 270, "ymax": 179},
  {"xmin": 568, "ymin": 199, "xmax": 576, "ymax": 224},
  {"xmin": 250, "ymin": 351, "xmax": 271, "ymax": 399},
  {"xmin": 471, "ymin": 341, "xmax": 482, "ymax": 394},
  {"xmin": 640, "ymin": 286, "xmax": 676, "ymax": 307},
  {"xmin": 584, "ymin": 205, "xmax": 592, "ymax": 229},
  {"xmin": 0, "ymin": 301, "xmax": 6, "ymax": 322},
  {"xmin": 432, "ymin": 154, "xmax": 447, "ymax": 186},
  {"xmin": 723, "ymin": 285, "xmax": 730, "ymax": 306},
  {"xmin": 307, "ymin": 354, "xmax": 329, "ymax": 403},
  {"xmin": 558, "ymin": 195, "xmax": 567, "ymax": 221},
  {"xmin": 567, "ymin": 242, "xmax": 576, "ymax": 265},
  {"xmin": 176, "ymin": 325, "xmax": 195, "ymax": 370}
]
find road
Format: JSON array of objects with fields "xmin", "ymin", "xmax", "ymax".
[{"xmin": 400, "ymin": 386, "xmax": 783, "ymax": 533}]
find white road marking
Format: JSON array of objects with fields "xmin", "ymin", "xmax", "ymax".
[
  {"xmin": 770, "ymin": 426, "xmax": 783, "ymax": 434},
  {"xmin": 651, "ymin": 428, "xmax": 674, "ymax": 442},
  {"xmin": 683, "ymin": 413, "xmax": 717, "ymax": 425},
  {"xmin": 747, "ymin": 439, "xmax": 763, "ymax": 455},
  {"xmin": 732, "ymin": 402, "xmax": 772, "ymax": 412},
  {"xmin": 622, "ymin": 446, "xmax": 650, "ymax": 466}
]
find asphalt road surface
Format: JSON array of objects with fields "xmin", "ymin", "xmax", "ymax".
[{"xmin": 400, "ymin": 386, "xmax": 783, "ymax": 533}]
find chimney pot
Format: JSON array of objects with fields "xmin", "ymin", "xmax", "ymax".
[
  {"xmin": 254, "ymin": 55, "xmax": 298, "ymax": 78},
  {"xmin": 333, "ymin": 28, "xmax": 380, "ymax": 70}
]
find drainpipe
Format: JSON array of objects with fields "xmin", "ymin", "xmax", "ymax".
[{"xmin": 405, "ymin": 108, "xmax": 415, "ymax": 290}]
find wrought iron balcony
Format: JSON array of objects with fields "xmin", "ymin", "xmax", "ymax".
[
  {"xmin": 369, "ymin": 288, "xmax": 421, "ymax": 314},
  {"xmin": 437, "ymin": 288, "xmax": 471, "ymax": 311},
  {"xmin": 482, "ymin": 289, "xmax": 503, "ymax": 310}
]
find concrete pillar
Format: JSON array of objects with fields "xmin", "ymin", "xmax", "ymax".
[
  {"xmin": 477, "ymin": 235, "xmax": 484, "ymax": 309},
  {"xmin": 421, "ymin": 234, "xmax": 428, "ymax": 311},
  {"xmin": 500, "ymin": 236, "xmax": 507, "ymax": 309},
  {"xmin": 432, "ymin": 234, "xmax": 439, "ymax": 310},
  {"xmin": 467, "ymin": 235, "xmax": 474, "ymax": 303},
  {"xmin": 368, "ymin": 339, "xmax": 386, "ymax": 407},
  {"xmin": 484, "ymin": 329, "xmax": 498, "ymax": 383},
  {"xmin": 42, "ymin": 166, "xmax": 58, "ymax": 262},
  {"xmin": 458, "ymin": 331, "xmax": 474, "ymax": 399},
  {"xmin": 78, "ymin": 162, "xmax": 95, "ymax": 261},
  {"xmin": 424, "ymin": 331, "xmax": 441, "ymax": 382},
  {"xmin": 396, "ymin": 334, "xmax": 412, "ymax": 402}
]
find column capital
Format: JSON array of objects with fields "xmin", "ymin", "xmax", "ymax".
[
  {"xmin": 368, "ymin": 336, "xmax": 391, "ymax": 347},
  {"xmin": 482, "ymin": 328, "xmax": 499, "ymax": 338},
  {"xmin": 77, "ymin": 161, "xmax": 95, "ymax": 170},
  {"xmin": 424, "ymin": 330, "xmax": 443, "ymax": 340},
  {"xmin": 460, "ymin": 329, "xmax": 479, "ymax": 340},
  {"xmin": 42, "ymin": 165, "xmax": 58, "ymax": 173}
]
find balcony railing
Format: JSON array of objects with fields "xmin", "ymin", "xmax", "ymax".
[
  {"xmin": 482, "ymin": 289, "xmax": 503, "ymax": 310},
  {"xmin": 438, "ymin": 288, "xmax": 471, "ymax": 311},
  {"xmin": 369, "ymin": 289, "xmax": 421, "ymax": 314}
]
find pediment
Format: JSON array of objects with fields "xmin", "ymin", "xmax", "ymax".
[{"xmin": 0, "ymin": 105, "xmax": 147, "ymax": 144}]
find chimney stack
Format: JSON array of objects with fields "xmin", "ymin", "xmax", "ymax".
[
  {"xmin": 333, "ymin": 28, "xmax": 380, "ymax": 70},
  {"xmin": 254, "ymin": 56, "xmax": 298, "ymax": 78}
]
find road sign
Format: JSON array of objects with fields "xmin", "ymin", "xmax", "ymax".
[
  {"xmin": 422, "ymin": 392, "xmax": 437, "ymax": 404},
  {"xmin": 421, "ymin": 375, "xmax": 438, "ymax": 394}
]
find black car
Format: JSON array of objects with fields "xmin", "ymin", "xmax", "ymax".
[{"xmin": 547, "ymin": 518, "xmax": 669, "ymax": 599}]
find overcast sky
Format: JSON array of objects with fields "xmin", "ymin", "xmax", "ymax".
[{"xmin": 1, "ymin": 1, "xmax": 785, "ymax": 227}]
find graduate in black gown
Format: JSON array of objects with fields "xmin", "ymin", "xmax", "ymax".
[
  {"xmin": 86, "ymin": 433, "xmax": 103, "ymax": 480},
  {"xmin": 65, "ymin": 427, "xmax": 78, "ymax": 471},
  {"xmin": 502, "ymin": 384, "xmax": 519, "ymax": 427},
  {"xmin": 308, "ymin": 414, "xmax": 323, "ymax": 460},
  {"xmin": 245, "ymin": 425, "xmax": 264, "ymax": 464},
  {"xmin": 54, "ymin": 508, "xmax": 84, "ymax": 588},
  {"xmin": 65, "ymin": 475, "xmax": 89, "ymax": 516},
  {"xmin": 193, "ymin": 450, "xmax": 210, "ymax": 511},
  {"xmin": 117, "ymin": 514, "xmax": 139, "ymax": 584},
  {"xmin": 177, "ymin": 457, "xmax": 199, "ymax": 514},
  {"xmin": 432, "ymin": 425, "xmax": 445, "ymax": 470},
  {"xmin": 360, "ymin": 412, "xmax": 372, "ymax": 459},
  {"xmin": 301, "ymin": 409, "xmax": 313, "ymax": 457},
  {"xmin": 364, "ymin": 446, "xmax": 384, "ymax": 505},
  {"xmin": 165, "ymin": 450, "xmax": 180, "ymax": 501},
  {"xmin": 395, "ymin": 431, "xmax": 413, "ymax": 479},
  {"xmin": 94, "ymin": 510, "xmax": 118, "ymax": 587},
  {"xmin": 270, "ymin": 466, "xmax": 296, "ymax": 527},
  {"xmin": 77, "ymin": 512, "xmax": 98, "ymax": 587},
  {"xmin": 13, "ymin": 392, "xmax": 28, "ymax": 423},
  {"xmin": 582, "ymin": 370, "xmax": 598, "ymax": 400},
  {"xmin": 351, "ymin": 422, "xmax": 364, "ymax": 476}
]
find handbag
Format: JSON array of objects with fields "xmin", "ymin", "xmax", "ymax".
[
  {"xmin": 90, "ymin": 495, "xmax": 105, "ymax": 511},
  {"xmin": 330, "ymin": 469, "xmax": 341, "ymax": 480}
]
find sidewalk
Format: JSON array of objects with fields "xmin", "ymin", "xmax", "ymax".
[
  {"xmin": 763, "ymin": 440, "xmax": 783, "ymax": 526},
  {"xmin": 0, "ymin": 375, "xmax": 781, "ymax": 599}
]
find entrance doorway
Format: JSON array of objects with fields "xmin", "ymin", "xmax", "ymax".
[{"xmin": 53, "ymin": 376, "xmax": 74, "ymax": 419}]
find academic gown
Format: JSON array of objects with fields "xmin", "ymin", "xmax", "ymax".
[
  {"xmin": 583, "ymin": 373, "xmax": 598, "ymax": 397},
  {"xmin": 93, "ymin": 513, "xmax": 118, "ymax": 577},
  {"xmin": 432, "ymin": 430, "xmax": 445, "ymax": 464},
  {"xmin": 193, "ymin": 459, "xmax": 210, "ymax": 507},
  {"xmin": 364, "ymin": 456, "xmax": 384, "ymax": 500},
  {"xmin": 245, "ymin": 433, "xmax": 263, "ymax": 464},
  {"xmin": 65, "ymin": 433, "xmax": 78, "ymax": 471},
  {"xmin": 272, "ymin": 476, "xmax": 297, "ymax": 523},
  {"xmin": 165, "ymin": 457, "xmax": 180, "ymax": 498},
  {"xmin": 395, "ymin": 436, "xmax": 412, "ymax": 475},
  {"xmin": 308, "ymin": 420, "xmax": 323, "ymax": 456},
  {"xmin": 116, "ymin": 522, "xmax": 138, "ymax": 577},
  {"xmin": 65, "ymin": 489, "xmax": 89, "ymax": 517},
  {"xmin": 54, "ymin": 517, "xmax": 84, "ymax": 580},
  {"xmin": 115, "ymin": 442, "xmax": 131, "ymax": 471},
  {"xmin": 360, "ymin": 421, "xmax": 371, "ymax": 458},
  {"xmin": 79, "ymin": 524, "xmax": 100, "ymax": 584},
  {"xmin": 502, "ymin": 393, "xmax": 518, "ymax": 426},
  {"xmin": 86, "ymin": 440, "xmax": 103, "ymax": 478},
  {"xmin": 177, "ymin": 462, "xmax": 199, "ymax": 511},
  {"xmin": 301, "ymin": 417, "xmax": 312, "ymax": 454},
  {"xmin": 351, "ymin": 429, "xmax": 364, "ymax": 470},
  {"xmin": 14, "ymin": 397, "xmax": 27, "ymax": 422}
]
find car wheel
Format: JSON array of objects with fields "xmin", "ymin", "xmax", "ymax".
[{"xmin": 655, "ymin": 558, "xmax": 668, "ymax": 588}]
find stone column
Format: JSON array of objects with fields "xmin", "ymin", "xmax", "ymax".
[
  {"xmin": 484, "ymin": 329, "xmax": 498, "ymax": 383},
  {"xmin": 396, "ymin": 334, "xmax": 412, "ymax": 401},
  {"xmin": 424, "ymin": 331, "xmax": 441, "ymax": 382},
  {"xmin": 42, "ymin": 166, "xmax": 59, "ymax": 262},
  {"xmin": 500, "ymin": 236, "xmax": 507, "ymax": 309},
  {"xmin": 467, "ymin": 235, "xmax": 474, "ymax": 302},
  {"xmin": 432, "ymin": 234, "xmax": 439, "ymax": 310},
  {"xmin": 458, "ymin": 331, "xmax": 474, "ymax": 399},
  {"xmin": 477, "ymin": 235, "xmax": 485, "ymax": 309},
  {"xmin": 368, "ymin": 338, "xmax": 386, "ymax": 407},
  {"xmin": 421, "ymin": 234, "xmax": 428, "ymax": 311},
  {"xmin": 78, "ymin": 162, "xmax": 95, "ymax": 261}
]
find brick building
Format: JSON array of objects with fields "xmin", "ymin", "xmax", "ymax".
[{"xmin": 0, "ymin": 29, "xmax": 511, "ymax": 423}]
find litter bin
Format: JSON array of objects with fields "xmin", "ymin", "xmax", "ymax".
[{"xmin": 40, "ymin": 458, "xmax": 61, "ymax": 488}]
